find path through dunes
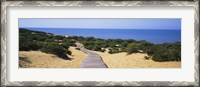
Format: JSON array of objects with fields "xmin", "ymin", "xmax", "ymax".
[{"xmin": 80, "ymin": 48, "xmax": 108, "ymax": 68}]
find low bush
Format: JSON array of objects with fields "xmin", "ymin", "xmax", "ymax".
[
  {"xmin": 108, "ymin": 49, "xmax": 113, "ymax": 54},
  {"xmin": 93, "ymin": 45, "xmax": 101, "ymax": 51},
  {"xmin": 27, "ymin": 42, "xmax": 40, "ymax": 51},
  {"xmin": 152, "ymin": 49, "xmax": 170, "ymax": 62},
  {"xmin": 152, "ymin": 49, "xmax": 181, "ymax": 62},
  {"xmin": 144, "ymin": 56, "xmax": 151, "ymax": 60},
  {"xmin": 66, "ymin": 50, "xmax": 72, "ymax": 55},
  {"xmin": 108, "ymin": 47, "xmax": 120, "ymax": 54},
  {"xmin": 19, "ymin": 43, "xmax": 29, "ymax": 51},
  {"xmin": 60, "ymin": 43, "xmax": 70, "ymax": 49},
  {"xmin": 41, "ymin": 43, "xmax": 69, "ymax": 59},
  {"xmin": 19, "ymin": 42, "xmax": 40, "ymax": 51},
  {"xmin": 100, "ymin": 49, "xmax": 106, "ymax": 52},
  {"xmin": 85, "ymin": 45, "xmax": 93, "ymax": 50},
  {"xmin": 126, "ymin": 43, "xmax": 139, "ymax": 54}
]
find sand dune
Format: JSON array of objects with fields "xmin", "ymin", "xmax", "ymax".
[
  {"xmin": 91, "ymin": 51, "xmax": 181, "ymax": 68},
  {"xmin": 19, "ymin": 46, "xmax": 181, "ymax": 68},
  {"xmin": 19, "ymin": 47, "xmax": 87, "ymax": 68}
]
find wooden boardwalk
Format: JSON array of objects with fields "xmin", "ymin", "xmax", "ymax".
[{"xmin": 79, "ymin": 48, "xmax": 108, "ymax": 68}]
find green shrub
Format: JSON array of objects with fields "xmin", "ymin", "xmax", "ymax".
[
  {"xmin": 19, "ymin": 43, "xmax": 29, "ymax": 51},
  {"xmin": 19, "ymin": 42, "xmax": 40, "ymax": 51},
  {"xmin": 27, "ymin": 42, "xmax": 40, "ymax": 51},
  {"xmin": 152, "ymin": 49, "xmax": 181, "ymax": 62},
  {"xmin": 38, "ymin": 36, "xmax": 46, "ymax": 41},
  {"xmin": 85, "ymin": 45, "xmax": 93, "ymax": 50},
  {"xmin": 121, "ymin": 41, "xmax": 129, "ymax": 47},
  {"xmin": 45, "ymin": 39, "xmax": 53, "ymax": 42},
  {"xmin": 126, "ymin": 43, "xmax": 139, "ymax": 54},
  {"xmin": 36, "ymin": 42, "xmax": 44, "ymax": 48},
  {"xmin": 68, "ymin": 40, "xmax": 76, "ymax": 46},
  {"xmin": 108, "ymin": 49, "xmax": 113, "ymax": 54},
  {"xmin": 93, "ymin": 45, "xmax": 101, "ymax": 51},
  {"xmin": 54, "ymin": 35, "xmax": 65, "ymax": 40},
  {"xmin": 60, "ymin": 43, "xmax": 69, "ymax": 49},
  {"xmin": 19, "ymin": 36, "xmax": 29, "ymax": 51},
  {"xmin": 100, "ymin": 49, "xmax": 106, "ymax": 52},
  {"xmin": 152, "ymin": 49, "xmax": 170, "ymax": 62},
  {"xmin": 112, "ymin": 47, "xmax": 119, "ymax": 53},
  {"xmin": 146, "ymin": 50, "xmax": 155, "ymax": 56},
  {"xmin": 108, "ymin": 47, "xmax": 120, "ymax": 54},
  {"xmin": 66, "ymin": 50, "xmax": 72, "ymax": 55},
  {"xmin": 168, "ymin": 49, "xmax": 181, "ymax": 61},
  {"xmin": 41, "ymin": 43, "xmax": 69, "ymax": 59},
  {"xmin": 144, "ymin": 56, "xmax": 151, "ymax": 60}
]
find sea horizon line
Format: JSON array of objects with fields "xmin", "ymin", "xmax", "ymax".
[{"xmin": 19, "ymin": 27, "xmax": 181, "ymax": 30}]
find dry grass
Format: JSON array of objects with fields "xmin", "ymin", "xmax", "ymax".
[
  {"xmin": 19, "ymin": 47, "xmax": 87, "ymax": 68},
  {"xmin": 91, "ymin": 51, "xmax": 181, "ymax": 68}
]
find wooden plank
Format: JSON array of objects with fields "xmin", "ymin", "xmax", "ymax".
[{"xmin": 79, "ymin": 48, "xmax": 108, "ymax": 68}]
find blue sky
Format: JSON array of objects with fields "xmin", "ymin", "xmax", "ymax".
[{"xmin": 19, "ymin": 18, "xmax": 181, "ymax": 30}]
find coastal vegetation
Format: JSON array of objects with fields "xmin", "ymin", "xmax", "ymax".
[
  {"xmin": 70, "ymin": 36, "xmax": 181, "ymax": 62},
  {"xmin": 19, "ymin": 28, "xmax": 181, "ymax": 62},
  {"xmin": 19, "ymin": 28, "xmax": 75, "ymax": 59}
]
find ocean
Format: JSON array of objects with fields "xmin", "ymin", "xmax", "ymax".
[{"xmin": 22, "ymin": 28, "xmax": 181, "ymax": 44}]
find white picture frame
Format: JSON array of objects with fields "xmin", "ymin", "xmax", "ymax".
[{"xmin": 1, "ymin": 1, "xmax": 199, "ymax": 87}]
